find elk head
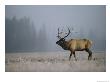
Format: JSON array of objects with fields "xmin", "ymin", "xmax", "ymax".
[{"xmin": 56, "ymin": 28, "xmax": 70, "ymax": 50}]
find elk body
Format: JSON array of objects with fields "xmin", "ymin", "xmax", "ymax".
[{"xmin": 56, "ymin": 28, "xmax": 92, "ymax": 61}]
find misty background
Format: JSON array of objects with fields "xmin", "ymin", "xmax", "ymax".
[{"xmin": 5, "ymin": 5, "xmax": 106, "ymax": 52}]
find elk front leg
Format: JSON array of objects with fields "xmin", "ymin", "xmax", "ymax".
[
  {"xmin": 73, "ymin": 51, "xmax": 77, "ymax": 61},
  {"xmin": 69, "ymin": 51, "xmax": 72, "ymax": 61}
]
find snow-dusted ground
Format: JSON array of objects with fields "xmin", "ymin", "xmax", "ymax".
[{"xmin": 5, "ymin": 51, "xmax": 106, "ymax": 72}]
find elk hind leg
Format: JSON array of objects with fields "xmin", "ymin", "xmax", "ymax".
[{"xmin": 85, "ymin": 49, "xmax": 92, "ymax": 60}]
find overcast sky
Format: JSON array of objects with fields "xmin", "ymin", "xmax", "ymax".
[{"xmin": 6, "ymin": 6, "xmax": 105, "ymax": 27}]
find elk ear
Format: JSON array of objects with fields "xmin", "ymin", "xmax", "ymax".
[{"xmin": 63, "ymin": 38, "xmax": 65, "ymax": 40}]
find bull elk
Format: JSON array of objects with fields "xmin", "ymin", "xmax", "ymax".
[{"xmin": 56, "ymin": 28, "xmax": 92, "ymax": 61}]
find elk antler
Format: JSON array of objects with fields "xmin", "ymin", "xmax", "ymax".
[
  {"xmin": 57, "ymin": 28, "xmax": 61, "ymax": 39},
  {"xmin": 63, "ymin": 28, "xmax": 71, "ymax": 39}
]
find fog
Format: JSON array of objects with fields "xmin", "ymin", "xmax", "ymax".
[{"xmin": 5, "ymin": 5, "xmax": 106, "ymax": 52}]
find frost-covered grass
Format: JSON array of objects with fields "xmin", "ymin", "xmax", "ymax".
[{"xmin": 5, "ymin": 51, "xmax": 106, "ymax": 72}]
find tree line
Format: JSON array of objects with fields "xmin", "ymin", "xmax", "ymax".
[{"xmin": 5, "ymin": 17, "xmax": 48, "ymax": 52}]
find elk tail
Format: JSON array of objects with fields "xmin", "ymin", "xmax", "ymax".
[
  {"xmin": 85, "ymin": 40, "xmax": 92, "ymax": 48},
  {"xmin": 88, "ymin": 40, "xmax": 92, "ymax": 48}
]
